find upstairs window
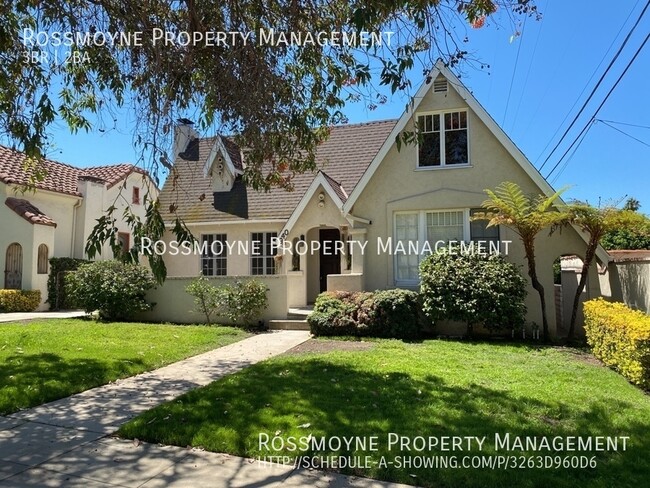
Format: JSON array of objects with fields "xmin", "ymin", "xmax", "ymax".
[
  {"xmin": 418, "ymin": 111, "xmax": 469, "ymax": 167},
  {"xmin": 132, "ymin": 186, "xmax": 140, "ymax": 205}
]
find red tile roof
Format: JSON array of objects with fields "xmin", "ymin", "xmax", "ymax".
[
  {"xmin": 0, "ymin": 144, "xmax": 149, "ymax": 196},
  {"xmin": 159, "ymin": 119, "xmax": 397, "ymax": 222},
  {"xmin": 5, "ymin": 197, "xmax": 57, "ymax": 227}
]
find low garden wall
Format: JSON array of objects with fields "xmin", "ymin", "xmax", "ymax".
[{"xmin": 140, "ymin": 275, "xmax": 288, "ymax": 324}]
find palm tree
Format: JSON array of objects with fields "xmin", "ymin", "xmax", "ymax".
[
  {"xmin": 475, "ymin": 181, "xmax": 568, "ymax": 342},
  {"xmin": 564, "ymin": 204, "xmax": 610, "ymax": 340}
]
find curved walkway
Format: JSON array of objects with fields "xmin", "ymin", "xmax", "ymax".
[{"xmin": 0, "ymin": 330, "xmax": 411, "ymax": 487}]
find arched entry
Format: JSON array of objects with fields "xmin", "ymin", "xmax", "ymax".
[{"xmin": 4, "ymin": 243, "xmax": 23, "ymax": 289}]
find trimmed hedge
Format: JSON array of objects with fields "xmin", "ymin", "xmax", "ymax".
[
  {"xmin": 0, "ymin": 290, "xmax": 41, "ymax": 313},
  {"xmin": 47, "ymin": 257, "xmax": 88, "ymax": 310},
  {"xmin": 583, "ymin": 298, "xmax": 650, "ymax": 389},
  {"xmin": 308, "ymin": 289, "xmax": 421, "ymax": 339}
]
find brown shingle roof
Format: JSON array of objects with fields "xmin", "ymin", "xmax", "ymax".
[
  {"xmin": 159, "ymin": 119, "xmax": 396, "ymax": 223},
  {"xmin": 5, "ymin": 197, "xmax": 57, "ymax": 227},
  {"xmin": 0, "ymin": 144, "xmax": 150, "ymax": 196},
  {"xmin": 321, "ymin": 171, "xmax": 348, "ymax": 203}
]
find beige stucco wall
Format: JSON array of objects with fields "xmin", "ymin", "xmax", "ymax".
[
  {"xmin": 327, "ymin": 273, "xmax": 363, "ymax": 293},
  {"xmin": 347, "ymin": 86, "xmax": 601, "ymax": 336},
  {"xmin": 76, "ymin": 172, "xmax": 157, "ymax": 259},
  {"xmin": 605, "ymin": 260, "xmax": 650, "ymax": 314},
  {"xmin": 161, "ymin": 221, "xmax": 284, "ymax": 278},
  {"xmin": 139, "ymin": 275, "xmax": 288, "ymax": 324}
]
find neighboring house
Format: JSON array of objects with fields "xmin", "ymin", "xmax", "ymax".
[
  {"xmin": 0, "ymin": 145, "xmax": 158, "ymax": 310},
  {"xmin": 146, "ymin": 61, "xmax": 608, "ymax": 336}
]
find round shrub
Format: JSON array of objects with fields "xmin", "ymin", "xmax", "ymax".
[
  {"xmin": 308, "ymin": 289, "xmax": 422, "ymax": 339},
  {"xmin": 419, "ymin": 252, "xmax": 527, "ymax": 333},
  {"xmin": 65, "ymin": 260, "xmax": 156, "ymax": 320},
  {"xmin": 0, "ymin": 290, "xmax": 41, "ymax": 312}
]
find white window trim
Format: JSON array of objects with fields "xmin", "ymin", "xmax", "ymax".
[
  {"xmin": 200, "ymin": 233, "xmax": 227, "ymax": 276},
  {"xmin": 393, "ymin": 208, "xmax": 470, "ymax": 287},
  {"xmin": 249, "ymin": 231, "xmax": 278, "ymax": 276},
  {"xmin": 416, "ymin": 109, "xmax": 471, "ymax": 169}
]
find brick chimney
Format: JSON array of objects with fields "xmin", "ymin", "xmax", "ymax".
[{"xmin": 173, "ymin": 119, "xmax": 198, "ymax": 160}]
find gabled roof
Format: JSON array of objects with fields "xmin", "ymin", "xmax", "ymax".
[
  {"xmin": 83, "ymin": 164, "xmax": 149, "ymax": 189},
  {"xmin": 5, "ymin": 197, "xmax": 57, "ymax": 227},
  {"xmin": 158, "ymin": 120, "xmax": 396, "ymax": 223},
  {"xmin": 340, "ymin": 60, "xmax": 610, "ymax": 265},
  {"xmin": 280, "ymin": 171, "xmax": 347, "ymax": 236},
  {"xmin": 202, "ymin": 136, "xmax": 244, "ymax": 177},
  {"xmin": 0, "ymin": 144, "xmax": 152, "ymax": 196},
  {"xmin": 0, "ymin": 145, "xmax": 85, "ymax": 196}
]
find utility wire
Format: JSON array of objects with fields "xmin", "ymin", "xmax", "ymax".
[
  {"xmin": 600, "ymin": 120, "xmax": 650, "ymax": 147},
  {"xmin": 533, "ymin": 0, "xmax": 640, "ymax": 165},
  {"xmin": 597, "ymin": 119, "xmax": 650, "ymax": 129},
  {"xmin": 510, "ymin": 0, "xmax": 548, "ymax": 133},
  {"xmin": 501, "ymin": 16, "xmax": 527, "ymax": 127},
  {"xmin": 545, "ymin": 32, "xmax": 650, "ymax": 179},
  {"xmin": 539, "ymin": 0, "xmax": 650, "ymax": 171},
  {"xmin": 550, "ymin": 120, "xmax": 595, "ymax": 185}
]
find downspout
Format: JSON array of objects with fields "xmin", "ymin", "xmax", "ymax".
[{"xmin": 70, "ymin": 197, "xmax": 82, "ymax": 257}]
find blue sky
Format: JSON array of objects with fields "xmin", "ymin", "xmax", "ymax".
[{"xmin": 47, "ymin": 0, "xmax": 650, "ymax": 211}]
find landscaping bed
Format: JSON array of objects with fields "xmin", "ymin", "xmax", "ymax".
[
  {"xmin": 0, "ymin": 318, "xmax": 248, "ymax": 415},
  {"xmin": 118, "ymin": 339, "xmax": 650, "ymax": 487}
]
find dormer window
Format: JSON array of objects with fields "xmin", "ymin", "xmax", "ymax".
[{"xmin": 417, "ymin": 111, "xmax": 469, "ymax": 168}]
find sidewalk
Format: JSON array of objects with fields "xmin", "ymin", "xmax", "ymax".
[
  {"xmin": 0, "ymin": 310, "xmax": 86, "ymax": 323},
  {"xmin": 0, "ymin": 331, "xmax": 412, "ymax": 487}
]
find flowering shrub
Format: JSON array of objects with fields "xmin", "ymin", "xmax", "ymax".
[
  {"xmin": 0, "ymin": 290, "xmax": 41, "ymax": 312},
  {"xmin": 584, "ymin": 298, "xmax": 650, "ymax": 389}
]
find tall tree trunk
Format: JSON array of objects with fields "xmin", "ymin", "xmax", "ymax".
[
  {"xmin": 524, "ymin": 239, "xmax": 549, "ymax": 341},
  {"xmin": 567, "ymin": 240, "xmax": 598, "ymax": 340}
]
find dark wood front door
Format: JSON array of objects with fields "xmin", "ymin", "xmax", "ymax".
[{"xmin": 319, "ymin": 229, "xmax": 341, "ymax": 293}]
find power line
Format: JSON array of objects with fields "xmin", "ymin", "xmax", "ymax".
[
  {"xmin": 510, "ymin": 0, "xmax": 548, "ymax": 133},
  {"xmin": 533, "ymin": 0, "xmax": 640, "ymax": 165},
  {"xmin": 599, "ymin": 120, "xmax": 650, "ymax": 147},
  {"xmin": 539, "ymin": 0, "xmax": 650, "ymax": 171},
  {"xmin": 597, "ymin": 119, "xmax": 650, "ymax": 129},
  {"xmin": 501, "ymin": 15, "xmax": 527, "ymax": 127},
  {"xmin": 545, "ymin": 32, "xmax": 650, "ymax": 179},
  {"xmin": 550, "ymin": 120, "xmax": 595, "ymax": 185}
]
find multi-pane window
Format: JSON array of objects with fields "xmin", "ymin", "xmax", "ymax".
[
  {"xmin": 251, "ymin": 232, "xmax": 278, "ymax": 275},
  {"xmin": 201, "ymin": 234, "xmax": 227, "ymax": 276},
  {"xmin": 394, "ymin": 210, "xmax": 468, "ymax": 284},
  {"xmin": 418, "ymin": 111, "xmax": 468, "ymax": 167},
  {"xmin": 469, "ymin": 209, "xmax": 500, "ymax": 245},
  {"xmin": 395, "ymin": 213, "xmax": 420, "ymax": 282},
  {"xmin": 426, "ymin": 211, "xmax": 464, "ymax": 244}
]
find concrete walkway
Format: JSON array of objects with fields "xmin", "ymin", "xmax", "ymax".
[
  {"xmin": 0, "ymin": 310, "xmax": 86, "ymax": 323},
  {"xmin": 0, "ymin": 331, "xmax": 411, "ymax": 487}
]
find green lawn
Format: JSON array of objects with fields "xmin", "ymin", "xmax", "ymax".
[
  {"xmin": 119, "ymin": 340, "xmax": 650, "ymax": 488},
  {"xmin": 0, "ymin": 318, "xmax": 248, "ymax": 415}
]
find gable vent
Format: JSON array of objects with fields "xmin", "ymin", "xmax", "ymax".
[{"xmin": 433, "ymin": 78, "xmax": 448, "ymax": 93}]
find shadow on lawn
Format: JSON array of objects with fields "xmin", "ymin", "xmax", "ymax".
[
  {"xmin": 121, "ymin": 359, "xmax": 650, "ymax": 488},
  {"xmin": 0, "ymin": 352, "xmax": 145, "ymax": 415}
]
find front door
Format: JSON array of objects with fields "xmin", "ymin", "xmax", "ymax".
[
  {"xmin": 4, "ymin": 243, "xmax": 23, "ymax": 289},
  {"xmin": 319, "ymin": 229, "xmax": 341, "ymax": 293}
]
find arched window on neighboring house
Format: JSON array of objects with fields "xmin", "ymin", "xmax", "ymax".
[
  {"xmin": 37, "ymin": 244, "xmax": 49, "ymax": 274},
  {"xmin": 4, "ymin": 243, "xmax": 23, "ymax": 289}
]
